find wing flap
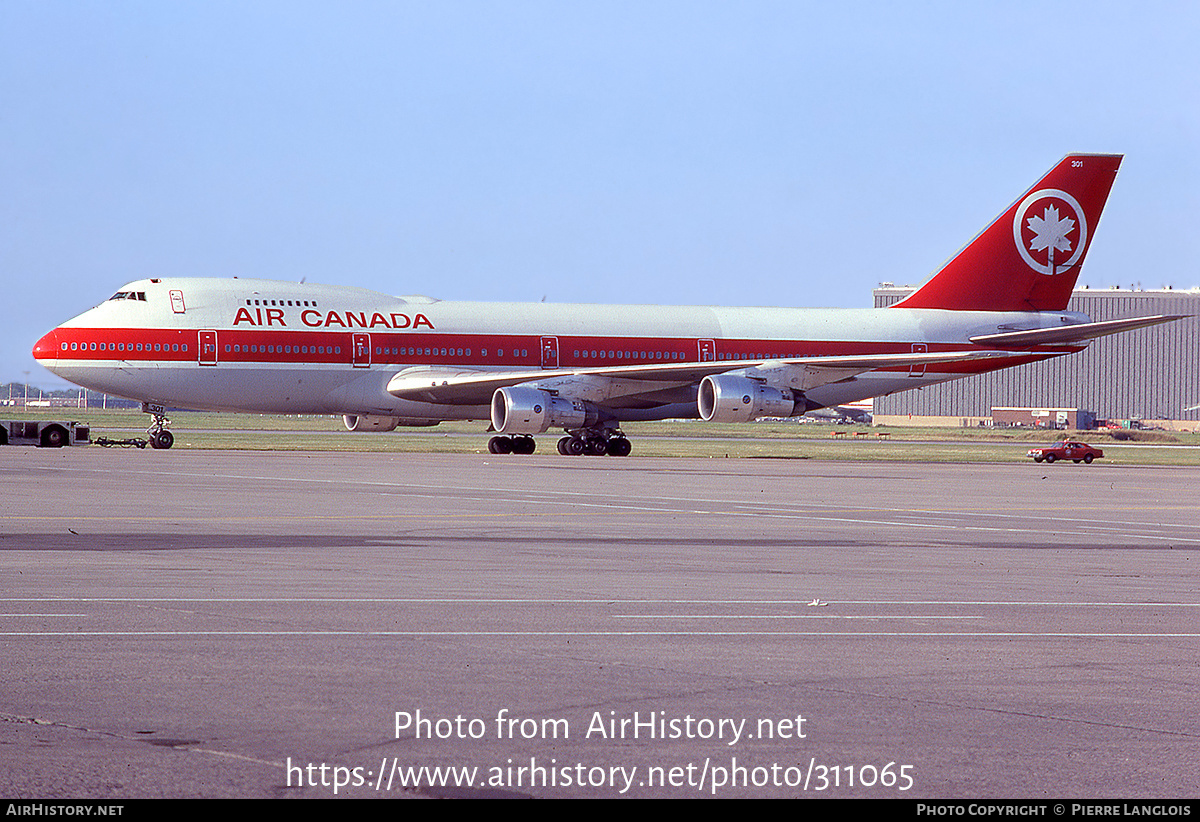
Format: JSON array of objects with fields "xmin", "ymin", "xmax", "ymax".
[{"xmin": 385, "ymin": 350, "xmax": 1015, "ymax": 405}]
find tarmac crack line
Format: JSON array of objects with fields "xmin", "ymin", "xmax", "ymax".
[{"xmin": 805, "ymin": 687, "xmax": 1200, "ymax": 739}]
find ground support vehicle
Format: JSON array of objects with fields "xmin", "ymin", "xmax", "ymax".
[
  {"xmin": 0, "ymin": 420, "xmax": 90, "ymax": 447},
  {"xmin": 1027, "ymin": 441, "xmax": 1104, "ymax": 464}
]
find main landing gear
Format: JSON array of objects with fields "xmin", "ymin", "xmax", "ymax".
[
  {"xmin": 557, "ymin": 430, "xmax": 631, "ymax": 457},
  {"xmin": 488, "ymin": 429, "xmax": 632, "ymax": 457},
  {"xmin": 488, "ymin": 435, "xmax": 536, "ymax": 454},
  {"xmin": 141, "ymin": 402, "xmax": 175, "ymax": 449},
  {"xmin": 556, "ymin": 432, "xmax": 633, "ymax": 458}
]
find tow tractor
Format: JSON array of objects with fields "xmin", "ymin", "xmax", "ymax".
[{"xmin": 0, "ymin": 419, "xmax": 90, "ymax": 447}]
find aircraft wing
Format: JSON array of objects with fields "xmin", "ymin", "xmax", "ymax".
[
  {"xmin": 385, "ymin": 350, "xmax": 1016, "ymax": 406},
  {"xmin": 968, "ymin": 315, "xmax": 1183, "ymax": 347}
]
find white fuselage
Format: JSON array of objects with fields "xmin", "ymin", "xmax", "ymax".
[{"xmin": 34, "ymin": 277, "xmax": 1083, "ymax": 421}]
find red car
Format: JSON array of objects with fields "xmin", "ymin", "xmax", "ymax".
[{"xmin": 1027, "ymin": 441, "xmax": 1104, "ymax": 464}]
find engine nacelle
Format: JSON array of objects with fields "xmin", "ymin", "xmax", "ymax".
[
  {"xmin": 698, "ymin": 375, "xmax": 795, "ymax": 423},
  {"xmin": 343, "ymin": 414, "xmax": 401, "ymax": 432},
  {"xmin": 491, "ymin": 386, "xmax": 599, "ymax": 435}
]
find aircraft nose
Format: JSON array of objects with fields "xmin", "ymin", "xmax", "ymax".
[{"xmin": 32, "ymin": 329, "xmax": 60, "ymax": 362}]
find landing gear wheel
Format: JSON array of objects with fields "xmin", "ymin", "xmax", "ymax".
[
  {"xmin": 566, "ymin": 437, "xmax": 586, "ymax": 456},
  {"xmin": 606, "ymin": 437, "xmax": 631, "ymax": 457},
  {"xmin": 41, "ymin": 426, "xmax": 68, "ymax": 448},
  {"xmin": 150, "ymin": 431, "xmax": 175, "ymax": 450},
  {"xmin": 512, "ymin": 436, "xmax": 536, "ymax": 455},
  {"xmin": 585, "ymin": 438, "xmax": 608, "ymax": 456},
  {"xmin": 558, "ymin": 436, "xmax": 573, "ymax": 455},
  {"xmin": 488, "ymin": 436, "xmax": 512, "ymax": 454}
]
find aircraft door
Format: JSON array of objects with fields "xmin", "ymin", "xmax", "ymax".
[
  {"xmin": 541, "ymin": 336, "xmax": 559, "ymax": 369},
  {"xmin": 698, "ymin": 339, "xmax": 716, "ymax": 362},
  {"xmin": 198, "ymin": 330, "xmax": 218, "ymax": 366},
  {"xmin": 910, "ymin": 343, "xmax": 927, "ymax": 377},
  {"xmin": 169, "ymin": 290, "xmax": 186, "ymax": 314},
  {"xmin": 353, "ymin": 333, "xmax": 371, "ymax": 367}
]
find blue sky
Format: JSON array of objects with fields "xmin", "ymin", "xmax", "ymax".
[{"xmin": 4, "ymin": 1, "xmax": 1198, "ymax": 387}]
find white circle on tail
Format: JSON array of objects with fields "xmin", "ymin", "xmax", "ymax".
[{"xmin": 1012, "ymin": 188, "xmax": 1087, "ymax": 276}]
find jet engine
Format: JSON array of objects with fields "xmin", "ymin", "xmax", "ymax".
[
  {"xmin": 342, "ymin": 414, "xmax": 401, "ymax": 432},
  {"xmin": 697, "ymin": 375, "xmax": 795, "ymax": 423},
  {"xmin": 491, "ymin": 386, "xmax": 600, "ymax": 435},
  {"xmin": 343, "ymin": 415, "xmax": 440, "ymax": 430}
]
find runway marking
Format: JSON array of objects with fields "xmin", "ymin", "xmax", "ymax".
[
  {"xmin": 2, "ymin": 598, "xmax": 1197, "ymax": 608},
  {"xmin": 4, "ymin": 630, "xmax": 1199, "ymax": 637},
  {"xmin": 0, "ymin": 512, "xmax": 547, "ymax": 522},
  {"xmin": 611, "ymin": 614, "xmax": 985, "ymax": 619},
  {"xmin": 2, "ymin": 597, "xmax": 1197, "ymax": 606}
]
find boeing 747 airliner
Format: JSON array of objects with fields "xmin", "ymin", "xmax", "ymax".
[{"xmin": 33, "ymin": 154, "xmax": 1176, "ymax": 454}]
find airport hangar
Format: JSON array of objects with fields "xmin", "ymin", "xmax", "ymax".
[{"xmin": 871, "ymin": 286, "xmax": 1200, "ymax": 430}]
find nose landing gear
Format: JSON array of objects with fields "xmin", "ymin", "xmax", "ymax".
[{"xmin": 141, "ymin": 402, "xmax": 175, "ymax": 449}]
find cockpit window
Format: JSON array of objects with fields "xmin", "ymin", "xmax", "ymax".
[{"xmin": 107, "ymin": 291, "xmax": 147, "ymax": 301}]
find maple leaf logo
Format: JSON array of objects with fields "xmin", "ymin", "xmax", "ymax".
[
  {"xmin": 1013, "ymin": 189, "xmax": 1087, "ymax": 276},
  {"xmin": 1026, "ymin": 204, "xmax": 1075, "ymax": 269}
]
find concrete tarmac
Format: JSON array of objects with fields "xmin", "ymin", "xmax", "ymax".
[{"xmin": 1, "ymin": 449, "xmax": 1197, "ymax": 798}]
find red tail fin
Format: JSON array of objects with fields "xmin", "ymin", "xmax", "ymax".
[{"xmin": 893, "ymin": 154, "xmax": 1122, "ymax": 312}]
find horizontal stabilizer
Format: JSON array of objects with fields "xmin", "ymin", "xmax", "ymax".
[{"xmin": 969, "ymin": 315, "xmax": 1183, "ymax": 347}]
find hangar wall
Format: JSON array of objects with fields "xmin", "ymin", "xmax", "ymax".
[{"xmin": 871, "ymin": 287, "xmax": 1200, "ymax": 426}]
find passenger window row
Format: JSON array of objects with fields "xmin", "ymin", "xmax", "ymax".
[
  {"xmin": 570, "ymin": 350, "xmax": 795, "ymax": 361},
  {"xmin": 63, "ymin": 341, "xmax": 185, "ymax": 352},
  {"xmin": 375, "ymin": 347, "xmax": 471, "ymax": 357},
  {"xmin": 245, "ymin": 298, "xmax": 318, "ymax": 307},
  {"xmin": 225, "ymin": 344, "xmax": 342, "ymax": 354}
]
